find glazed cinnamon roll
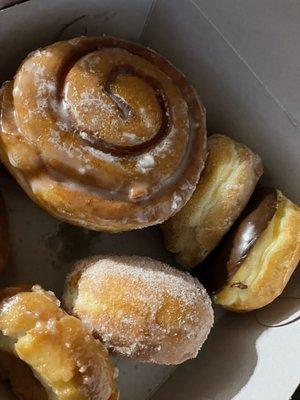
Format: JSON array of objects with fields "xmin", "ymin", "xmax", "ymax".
[
  {"xmin": 0, "ymin": 36, "xmax": 206, "ymax": 232},
  {"xmin": 201, "ymin": 188, "xmax": 300, "ymax": 311}
]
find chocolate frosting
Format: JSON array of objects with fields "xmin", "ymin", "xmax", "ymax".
[{"xmin": 197, "ymin": 188, "xmax": 278, "ymax": 293}]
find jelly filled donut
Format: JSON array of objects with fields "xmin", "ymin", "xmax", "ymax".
[
  {"xmin": 201, "ymin": 188, "xmax": 300, "ymax": 311},
  {"xmin": 0, "ymin": 36, "xmax": 207, "ymax": 232},
  {"xmin": 63, "ymin": 255, "xmax": 214, "ymax": 365},
  {"xmin": 162, "ymin": 134, "xmax": 263, "ymax": 268},
  {"xmin": 0, "ymin": 286, "xmax": 118, "ymax": 400}
]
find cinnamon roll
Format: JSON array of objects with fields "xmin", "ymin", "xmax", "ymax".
[
  {"xmin": 0, "ymin": 285, "xmax": 118, "ymax": 400},
  {"xmin": 0, "ymin": 36, "xmax": 206, "ymax": 232}
]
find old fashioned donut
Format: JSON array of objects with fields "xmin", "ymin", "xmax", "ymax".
[
  {"xmin": 0, "ymin": 286, "xmax": 118, "ymax": 400},
  {"xmin": 63, "ymin": 255, "xmax": 214, "ymax": 365}
]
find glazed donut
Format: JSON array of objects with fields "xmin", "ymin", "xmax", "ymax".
[
  {"xmin": 63, "ymin": 255, "xmax": 214, "ymax": 365},
  {"xmin": 0, "ymin": 193, "xmax": 9, "ymax": 273},
  {"xmin": 201, "ymin": 188, "xmax": 300, "ymax": 311},
  {"xmin": 0, "ymin": 36, "xmax": 206, "ymax": 232},
  {"xmin": 162, "ymin": 134, "xmax": 263, "ymax": 268},
  {"xmin": 0, "ymin": 286, "xmax": 118, "ymax": 400}
]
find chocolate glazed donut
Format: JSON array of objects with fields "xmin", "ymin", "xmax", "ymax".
[
  {"xmin": 201, "ymin": 188, "xmax": 278, "ymax": 293},
  {"xmin": 0, "ymin": 36, "xmax": 207, "ymax": 232},
  {"xmin": 198, "ymin": 188, "xmax": 300, "ymax": 311}
]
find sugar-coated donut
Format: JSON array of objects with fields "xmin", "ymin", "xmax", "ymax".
[
  {"xmin": 0, "ymin": 193, "xmax": 9, "ymax": 273},
  {"xmin": 0, "ymin": 286, "xmax": 118, "ymax": 400},
  {"xmin": 201, "ymin": 188, "xmax": 300, "ymax": 311},
  {"xmin": 162, "ymin": 134, "xmax": 263, "ymax": 268},
  {"xmin": 63, "ymin": 255, "xmax": 214, "ymax": 365}
]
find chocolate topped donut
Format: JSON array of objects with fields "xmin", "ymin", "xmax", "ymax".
[
  {"xmin": 226, "ymin": 188, "xmax": 278, "ymax": 276},
  {"xmin": 202, "ymin": 188, "xmax": 278, "ymax": 293},
  {"xmin": 200, "ymin": 188, "xmax": 300, "ymax": 311}
]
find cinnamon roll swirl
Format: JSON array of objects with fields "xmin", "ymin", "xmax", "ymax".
[{"xmin": 0, "ymin": 36, "xmax": 206, "ymax": 232}]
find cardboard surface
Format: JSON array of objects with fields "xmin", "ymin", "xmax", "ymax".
[
  {"xmin": 143, "ymin": 1, "xmax": 300, "ymax": 398},
  {"xmin": 0, "ymin": 168, "xmax": 176, "ymax": 400},
  {"xmin": 0, "ymin": 0, "xmax": 299, "ymax": 399},
  {"xmin": 195, "ymin": 0, "xmax": 300, "ymax": 122},
  {"xmin": 0, "ymin": 0, "xmax": 152, "ymax": 82},
  {"xmin": 0, "ymin": 1, "xmax": 177, "ymax": 399},
  {"xmin": 151, "ymin": 288, "xmax": 300, "ymax": 400},
  {"xmin": 143, "ymin": 0, "xmax": 300, "ymax": 203}
]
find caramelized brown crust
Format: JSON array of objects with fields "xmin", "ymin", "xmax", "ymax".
[
  {"xmin": 0, "ymin": 286, "xmax": 118, "ymax": 400},
  {"xmin": 63, "ymin": 255, "xmax": 214, "ymax": 365},
  {"xmin": 0, "ymin": 36, "xmax": 207, "ymax": 232},
  {"xmin": 162, "ymin": 134, "xmax": 263, "ymax": 268},
  {"xmin": 214, "ymin": 190, "xmax": 300, "ymax": 311}
]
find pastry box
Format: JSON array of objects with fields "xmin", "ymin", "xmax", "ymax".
[{"xmin": 0, "ymin": 0, "xmax": 299, "ymax": 399}]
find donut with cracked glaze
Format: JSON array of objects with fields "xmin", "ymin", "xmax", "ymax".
[{"xmin": 0, "ymin": 286, "xmax": 118, "ymax": 400}]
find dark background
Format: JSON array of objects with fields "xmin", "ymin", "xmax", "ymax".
[{"xmin": 293, "ymin": 386, "xmax": 300, "ymax": 399}]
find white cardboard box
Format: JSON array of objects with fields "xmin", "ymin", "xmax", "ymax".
[{"xmin": 0, "ymin": 1, "xmax": 299, "ymax": 399}]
